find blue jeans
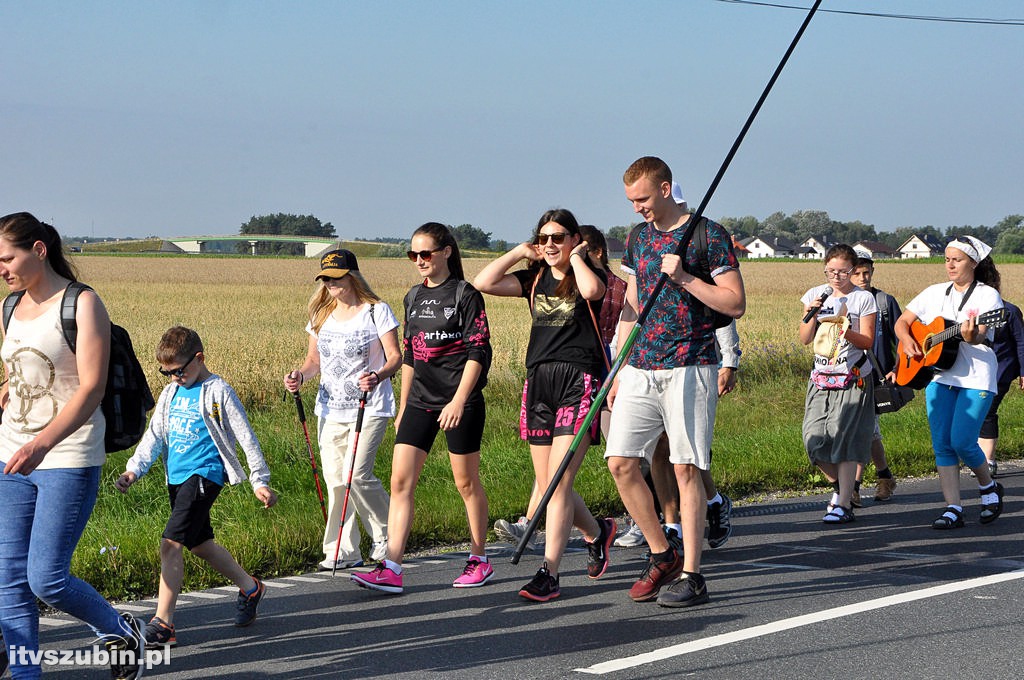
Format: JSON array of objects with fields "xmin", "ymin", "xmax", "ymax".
[
  {"xmin": 925, "ymin": 382, "xmax": 992, "ymax": 468},
  {"xmin": 0, "ymin": 466, "xmax": 129, "ymax": 679}
]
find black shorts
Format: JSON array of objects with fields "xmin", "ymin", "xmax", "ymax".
[
  {"xmin": 519, "ymin": 362, "xmax": 601, "ymax": 446},
  {"xmin": 395, "ymin": 394, "xmax": 486, "ymax": 455},
  {"xmin": 163, "ymin": 475, "xmax": 222, "ymax": 550},
  {"xmin": 979, "ymin": 380, "xmax": 1013, "ymax": 439}
]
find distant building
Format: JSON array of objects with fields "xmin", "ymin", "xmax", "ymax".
[
  {"xmin": 797, "ymin": 235, "xmax": 834, "ymax": 260},
  {"xmin": 731, "ymin": 234, "xmax": 750, "ymax": 258},
  {"xmin": 853, "ymin": 240, "xmax": 899, "ymax": 260},
  {"xmin": 897, "ymin": 234, "xmax": 944, "ymax": 259},
  {"xmin": 739, "ymin": 235, "xmax": 797, "ymax": 259}
]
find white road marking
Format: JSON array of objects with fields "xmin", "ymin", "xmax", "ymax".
[
  {"xmin": 182, "ymin": 591, "xmax": 229, "ymax": 599},
  {"xmin": 575, "ymin": 569, "xmax": 1024, "ymax": 674}
]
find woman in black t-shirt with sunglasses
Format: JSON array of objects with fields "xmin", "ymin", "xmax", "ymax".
[
  {"xmin": 475, "ymin": 208, "xmax": 615, "ymax": 602},
  {"xmin": 351, "ymin": 222, "xmax": 494, "ymax": 595}
]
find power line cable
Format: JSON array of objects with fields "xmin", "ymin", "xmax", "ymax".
[{"xmin": 716, "ymin": 0, "xmax": 1024, "ymax": 26}]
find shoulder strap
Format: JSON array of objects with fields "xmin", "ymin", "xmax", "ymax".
[
  {"xmin": 2, "ymin": 291, "xmax": 26, "ymax": 332},
  {"xmin": 455, "ymin": 279, "xmax": 468, "ymax": 326},
  {"xmin": 60, "ymin": 282, "xmax": 92, "ymax": 354},
  {"xmin": 874, "ymin": 289, "xmax": 889, "ymax": 322},
  {"xmin": 528, "ymin": 269, "xmax": 543, "ymax": 311}
]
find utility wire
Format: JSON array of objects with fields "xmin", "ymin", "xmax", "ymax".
[{"xmin": 716, "ymin": 0, "xmax": 1024, "ymax": 26}]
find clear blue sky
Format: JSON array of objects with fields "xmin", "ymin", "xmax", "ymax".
[{"xmin": 2, "ymin": 1, "xmax": 1022, "ymax": 242}]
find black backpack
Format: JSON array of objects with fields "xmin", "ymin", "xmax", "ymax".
[{"xmin": 3, "ymin": 282, "xmax": 155, "ymax": 452}]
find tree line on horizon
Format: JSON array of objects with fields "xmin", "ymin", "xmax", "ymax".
[{"xmin": 232, "ymin": 211, "xmax": 1024, "ymax": 256}]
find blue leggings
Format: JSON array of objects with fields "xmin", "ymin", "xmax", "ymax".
[{"xmin": 925, "ymin": 382, "xmax": 993, "ymax": 468}]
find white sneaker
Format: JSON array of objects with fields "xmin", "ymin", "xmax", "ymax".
[
  {"xmin": 319, "ymin": 558, "xmax": 363, "ymax": 570},
  {"xmin": 494, "ymin": 516, "xmax": 536, "ymax": 549},
  {"xmin": 614, "ymin": 520, "xmax": 647, "ymax": 548},
  {"xmin": 371, "ymin": 540, "xmax": 387, "ymax": 562}
]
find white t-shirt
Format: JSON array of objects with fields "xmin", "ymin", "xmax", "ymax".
[
  {"xmin": 905, "ymin": 282, "xmax": 1002, "ymax": 392},
  {"xmin": 801, "ymin": 284, "xmax": 878, "ymax": 377},
  {"xmin": 308, "ymin": 302, "xmax": 398, "ymax": 421}
]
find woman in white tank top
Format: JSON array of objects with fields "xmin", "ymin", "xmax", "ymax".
[{"xmin": 0, "ymin": 212, "xmax": 144, "ymax": 679}]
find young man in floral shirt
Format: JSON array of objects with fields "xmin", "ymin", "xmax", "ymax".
[{"xmin": 605, "ymin": 156, "xmax": 745, "ymax": 607}]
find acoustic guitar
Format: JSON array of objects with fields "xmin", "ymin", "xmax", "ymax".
[{"xmin": 894, "ymin": 308, "xmax": 1008, "ymax": 389}]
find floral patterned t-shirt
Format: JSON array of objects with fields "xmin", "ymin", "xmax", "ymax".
[{"xmin": 621, "ymin": 218, "xmax": 739, "ymax": 370}]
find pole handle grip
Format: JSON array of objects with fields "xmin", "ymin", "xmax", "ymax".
[{"xmin": 291, "ymin": 391, "xmax": 306, "ymax": 423}]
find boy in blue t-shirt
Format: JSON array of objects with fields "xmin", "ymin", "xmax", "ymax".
[{"xmin": 116, "ymin": 326, "xmax": 277, "ymax": 649}]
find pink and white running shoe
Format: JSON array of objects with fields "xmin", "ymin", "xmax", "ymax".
[
  {"xmin": 350, "ymin": 564, "xmax": 403, "ymax": 594},
  {"xmin": 452, "ymin": 557, "xmax": 494, "ymax": 588}
]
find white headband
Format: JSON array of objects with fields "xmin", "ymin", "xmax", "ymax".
[{"xmin": 947, "ymin": 235, "xmax": 992, "ymax": 263}]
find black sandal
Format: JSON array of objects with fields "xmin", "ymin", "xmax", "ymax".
[
  {"xmin": 822, "ymin": 506, "xmax": 854, "ymax": 524},
  {"xmin": 979, "ymin": 482, "xmax": 1005, "ymax": 524},
  {"xmin": 932, "ymin": 506, "xmax": 964, "ymax": 529}
]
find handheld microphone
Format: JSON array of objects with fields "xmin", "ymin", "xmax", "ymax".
[{"xmin": 802, "ymin": 286, "xmax": 832, "ymax": 323}]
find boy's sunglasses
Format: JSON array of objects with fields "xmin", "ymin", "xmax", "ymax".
[
  {"xmin": 407, "ymin": 247, "xmax": 444, "ymax": 262},
  {"xmin": 535, "ymin": 232, "xmax": 569, "ymax": 246},
  {"xmin": 158, "ymin": 352, "xmax": 198, "ymax": 377}
]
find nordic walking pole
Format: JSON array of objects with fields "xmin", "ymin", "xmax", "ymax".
[
  {"xmin": 511, "ymin": 0, "xmax": 823, "ymax": 564},
  {"xmin": 291, "ymin": 390, "xmax": 328, "ymax": 524},
  {"xmin": 331, "ymin": 391, "xmax": 370, "ymax": 577}
]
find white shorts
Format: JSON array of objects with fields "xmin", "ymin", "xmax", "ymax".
[{"xmin": 604, "ymin": 364, "xmax": 717, "ymax": 470}]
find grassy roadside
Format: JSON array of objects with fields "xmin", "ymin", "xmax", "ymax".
[{"xmin": 73, "ymin": 349, "xmax": 1024, "ymax": 600}]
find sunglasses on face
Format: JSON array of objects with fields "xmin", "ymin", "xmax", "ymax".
[
  {"xmin": 406, "ymin": 247, "xmax": 444, "ymax": 262},
  {"xmin": 535, "ymin": 232, "xmax": 569, "ymax": 246},
  {"xmin": 158, "ymin": 352, "xmax": 198, "ymax": 378}
]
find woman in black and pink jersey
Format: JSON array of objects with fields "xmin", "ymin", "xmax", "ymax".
[
  {"xmin": 351, "ymin": 222, "xmax": 493, "ymax": 595},
  {"xmin": 475, "ymin": 209, "xmax": 616, "ymax": 603}
]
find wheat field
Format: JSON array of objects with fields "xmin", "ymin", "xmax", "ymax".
[{"xmin": 76, "ymin": 255, "xmax": 1024, "ymax": 404}]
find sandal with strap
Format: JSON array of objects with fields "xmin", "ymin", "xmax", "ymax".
[
  {"xmin": 822, "ymin": 506, "xmax": 854, "ymax": 524},
  {"xmin": 979, "ymin": 482, "xmax": 1004, "ymax": 525},
  {"xmin": 932, "ymin": 506, "xmax": 964, "ymax": 530}
]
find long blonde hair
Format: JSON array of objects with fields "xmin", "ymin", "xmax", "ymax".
[{"xmin": 308, "ymin": 271, "xmax": 383, "ymax": 334}]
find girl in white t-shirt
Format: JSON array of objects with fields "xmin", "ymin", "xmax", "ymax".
[
  {"xmin": 894, "ymin": 236, "xmax": 1004, "ymax": 529},
  {"xmin": 284, "ymin": 249, "xmax": 401, "ymax": 569},
  {"xmin": 799, "ymin": 244, "xmax": 877, "ymax": 524}
]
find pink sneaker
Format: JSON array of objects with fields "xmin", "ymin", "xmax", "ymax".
[
  {"xmin": 452, "ymin": 557, "xmax": 494, "ymax": 588},
  {"xmin": 350, "ymin": 564, "xmax": 403, "ymax": 594}
]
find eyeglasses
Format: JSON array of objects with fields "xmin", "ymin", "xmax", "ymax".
[
  {"xmin": 158, "ymin": 353, "xmax": 198, "ymax": 377},
  {"xmin": 535, "ymin": 232, "xmax": 569, "ymax": 246},
  {"xmin": 406, "ymin": 248, "xmax": 444, "ymax": 262},
  {"xmin": 824, "ymin": 268, "xmax": 853, "ymax": 279}
]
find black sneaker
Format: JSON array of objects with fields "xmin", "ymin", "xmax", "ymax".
[
  {"xmin": 235, "ymin": 577, "xmax": 266, "ymax": 627},
  {"xmin": 0, "ymin": 633, "xmax": 8, "ymax": 677},
  {"xmin": 519, "ymin": 565, "xmax": 560, "ymax": 602},
  {"xmin": 657, "ymin": 574, "xmax": 710, "ymax": 608},
  {"xmin": 144, "ymin": 616, "xmax": 176, "ymax": 649},
  {"xmin": 979, "ymin": 482, "xmax": 1005, "ymax": 524},
  {"xmin": 707, "ymin": 494, "xmax": 733, "ymax": 549},
  {"xmin": 586, "ymin": 517, "xmax": 616, "ymax": 579},
  {"xmin": 106, "ymin": 612, "xmax": 144, "ymax": 680}
]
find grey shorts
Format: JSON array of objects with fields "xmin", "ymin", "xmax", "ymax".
[{"xmin": 604, "ymin": 364, "xmax": 717, "ymax": 470}]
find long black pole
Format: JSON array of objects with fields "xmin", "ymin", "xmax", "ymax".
[{"xmin": 511, "ymin": 0, "xmax": 823, "ymax": 564}]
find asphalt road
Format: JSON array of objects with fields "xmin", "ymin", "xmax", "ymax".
[{"xmin": 39, "ymin": 463, "xmax": 1024, "ymax": 679}]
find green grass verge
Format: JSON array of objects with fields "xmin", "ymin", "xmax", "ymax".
[{"xmin": 73, "ymin": 351, "xmax": 1024, "ymax": 600}]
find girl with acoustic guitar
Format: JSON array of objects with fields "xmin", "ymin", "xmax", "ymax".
[
  {"xmin": 800, "ymin": 244, "xmax": 878, "ymax": 525},
  {"xmin": 893, "ymin": 236, "xmax": 1004, "ymax": 529}
]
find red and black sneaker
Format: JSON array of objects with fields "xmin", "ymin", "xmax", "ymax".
[
  {"xmin": 519, "ymin": 565, "xmax": 560, "ymax": 602},
  {"xmin": 144, "ymin": 616, "xmax": 177, "ymax": 649}
]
